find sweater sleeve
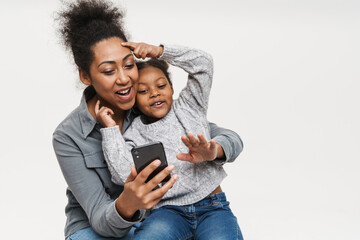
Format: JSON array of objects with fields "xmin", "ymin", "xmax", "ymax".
[
  {"xmin": 100, "ymin": 126, "xmax": 135, "ymax": 185},
  {"xmin": 208, "ymin": 122, "xmax": 244, "ymax": 165},
  {"xmin": 159, "ymin": 45, "xmax": 213, "ymax": 114}
]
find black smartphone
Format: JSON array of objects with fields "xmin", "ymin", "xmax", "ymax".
[{"xmin": 131, "ymin": 142, "xmax": 171, "ymax": 185}]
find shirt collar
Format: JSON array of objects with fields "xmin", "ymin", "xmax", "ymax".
[
  {"xmin": 78, "ymin": 86, "xmax": 98, "ymax": 139},
  {"xmin": 78, "ymin": 86, "xmax": 138, "ymax": 138}
]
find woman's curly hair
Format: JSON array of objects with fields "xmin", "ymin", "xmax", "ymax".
[{"xmin": 56, "ymin": 0, "xmax": 128, "ymax": 74}]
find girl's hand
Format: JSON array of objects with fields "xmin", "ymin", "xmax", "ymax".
[
  {"xmin": 94, "ymin": 100, "xmax": 116, "ymax": 127},
  {"xmin": 176, "ymin": 133, "xmax": 225, "ymax": 163},
  {"xmin": 121, "ymin": 42, "xmax": 163, "ymax": 59},
  {"xmin": 115, "ymin": 160, "xmax": 178, "ymax": 220}
]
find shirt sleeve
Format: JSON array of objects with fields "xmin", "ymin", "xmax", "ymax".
[
  {"xmin": 100, "ymin": 126, "xmax": 135, "ymax": 185},
  {"xmin": 52, "ymin": 132, "xmax": 144, "ymax": 238},
  {"xmin": 159, "ymin": 44, "xmax": 213, "ymax": 115},
  {"xmin": 208, "ymin": 121, "xmax": 244, "ymax": 165}
]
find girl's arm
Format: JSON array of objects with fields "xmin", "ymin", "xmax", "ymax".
[
  {"xmin": 101, "ymin": 126, "xmax": 134, "ymax": 185},
  {"xmin": 121, "ymin": 42, "xmax": 243, "ymax": 164},
  {"xmin": 159, "ymin": 44, "xmax": 213, "ymax": 115},
  {"xmin": 94, "ymin": 100, "xmax": 135, "ymax": 185}
]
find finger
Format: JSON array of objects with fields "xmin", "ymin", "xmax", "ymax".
[
  {"xmin": 146, "ymin": 164, "xmax": 175, "ymax": 191},
  {"xmin": 139, "ymin": 49, "xmax": 147, "ymax": 59},
  {"xmin": 148, "ymin": 174, "xmax": 178, "ymax": 200},
  {"xmin": 181, "ymin": 136, "xmax": 192, "ymax": 148},
  {"xmin": 121, "ymin": 41, "xmax": 137, "ymax": 50},
  {"xmin": 135, "ymin": 160, "xmax": 161, "ymax": 184},
  {"xmin": 94, "ymin": 100, "xmax": 100, "ymax": 115},
  {"xmin": 106, "ymin": 107, "xmax": 114, "ymax": 116},
  {"xmin": 187, "ymin": 133, "xmax": 199, "ymax": 146},
  {"xmin": 133, "ymin": 48, "xmax": 141, "ymax": 59},
  {"xmin": 125, "ymin": 166, "xmax": 137, "ymax": 183},
  {"xmin": 198, "ymin": 133, "xmax": 208, "ymax": 145},
  {"xmin": 131, "ymin": 165, "xmax": 138, "ymax": 178},
  {"xmin": 176, "ymin": 153, "xmax": 192, "ymax": 162},
  {"xmin": 209, "ymin": 139, "xmax": 217, "ymax": 150}
]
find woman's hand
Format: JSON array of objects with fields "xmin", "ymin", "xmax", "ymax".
[
  {"xmin": 176, "ymin": 133, "xmax": 225, "ymax": 163},
  {"xmin": 95, "ymin": 100, "xmax": 116, "ymax": 127},
  {"xmin": 115, "ymin": 160, "xmax": 178, "ymax": 220},
  {"xmin": 121, "ymin": 42, "xmax": 163, "ymax": 59}
]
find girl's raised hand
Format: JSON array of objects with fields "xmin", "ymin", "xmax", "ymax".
[
  {"xmin": 176, "ymin": 133, "xmax": 224, "ymax": 163},
  {"xmin": 121, "ymin": 42, "xmax": 163, "ymax": 59},
  {"xmin": 94, "ymin": 100, "xmax": 116, "ymax": 127}
]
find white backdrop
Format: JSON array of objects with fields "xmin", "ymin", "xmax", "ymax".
[{"xmin": 0, "ymin": 0, "xmax": 359, "ymax": 239}]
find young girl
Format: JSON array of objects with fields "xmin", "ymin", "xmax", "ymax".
[{"xmin": 96, "ymin": 42, "xmax": 243, "ymax": 239}]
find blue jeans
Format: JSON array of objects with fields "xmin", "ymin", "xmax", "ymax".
[
  {"xmin": 133, "ymin": 192, "xmax": 243, "ymax": 240},
  {"xmin": 66, "ymin": 223, "xmax": 140, "ymax": 240}
]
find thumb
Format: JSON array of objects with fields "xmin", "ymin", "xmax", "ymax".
[
  {"xmin": 125, "ymin": 167, "xmax": 136, "ymax": 183},
  {"xmin": 94, "ymin": 100, "xmax": 100, "ymax": 115}
]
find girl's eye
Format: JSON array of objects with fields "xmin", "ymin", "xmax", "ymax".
[
  {"xmin": 158, "ymin": 84, "xmax": 166, "ymax": 89},
  {"xmin": 138, "ymin": 90, "xmax": 148, "ymax": 94}
]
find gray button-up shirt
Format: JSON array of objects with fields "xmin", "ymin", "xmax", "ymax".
[{"xmin": 53, "ymin": 86, "xmax": 243, "ymax": 238}]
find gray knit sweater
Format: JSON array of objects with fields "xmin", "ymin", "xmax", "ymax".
[{"xmin": 101, "ymin": 44, "xmax": 227, "ymax": 208}]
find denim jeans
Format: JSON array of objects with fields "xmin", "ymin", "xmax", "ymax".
[
  {"xmin": 133, "ymin": 192, "xmax": 243, "ymax": 240},
  {"xmin": 66, "ymin": 223, "xmax": 140, "ymax": 240}
]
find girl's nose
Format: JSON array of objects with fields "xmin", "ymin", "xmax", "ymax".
[{"xmin": 150, "ymin": 88, "xmax": 160, "ymax": 98}]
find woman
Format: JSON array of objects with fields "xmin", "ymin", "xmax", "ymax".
[{"xmin": 53, "ymin": 0, "xmax": 243, "ymax": 239}]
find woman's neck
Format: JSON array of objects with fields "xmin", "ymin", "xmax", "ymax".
[{"xmin": 87, "ymin": 95, "xmax": 126, "ymax": 130}]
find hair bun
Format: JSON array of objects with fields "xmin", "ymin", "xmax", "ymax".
[{"xmin": 56, "ymin": 0, "xmax": 128, "ymax": 74}]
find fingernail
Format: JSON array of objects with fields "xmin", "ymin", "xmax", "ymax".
[
  {"xmin": 168, "ymin": 165, "xmax": 175, "ymax": 170},
  {"xmin": 154, "ymin": 160, "xmax": 161, "ymax": 166}
]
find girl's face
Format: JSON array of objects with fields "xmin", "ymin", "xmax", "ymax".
[
  {"xmin": 82, "ymin": 37, "xmax": 139, "ymax": 111},
  {"xmin": 136, "ymin": 66, "xmax": 174, "ymax": 123}
]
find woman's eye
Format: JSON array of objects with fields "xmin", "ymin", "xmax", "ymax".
[
  {"xmin": 103, "ymin": 70, "xmax": 114, "ymax": 75},
  {"xmin": 125, "ymin": 64, "xmax": 134, "ymax": 69}
]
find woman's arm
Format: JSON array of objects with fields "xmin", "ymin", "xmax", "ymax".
[
  {"xmin": 53, "ymin": 133, "xmax": 138, "ymax": 237},
  {"xmin": 53, "ymin": 132, "xmax": 177, "ymax": 237},
  {"xmin": 208, "ymin": 121, "xmax": 243, "ymax": 165}
]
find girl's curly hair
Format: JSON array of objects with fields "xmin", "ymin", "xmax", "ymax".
[{"xmin": 136, "ymin": 59, "xmax": 172, "ymax": 86}]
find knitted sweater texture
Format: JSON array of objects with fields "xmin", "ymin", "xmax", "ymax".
[{"xmin": 101, "ymin": 45, "xmax": 227, "ymax": 208}]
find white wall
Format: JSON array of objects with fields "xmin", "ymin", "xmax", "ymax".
[{"xmin": 0, "ymin": 0, "xmax": 359, "ymax": 239}]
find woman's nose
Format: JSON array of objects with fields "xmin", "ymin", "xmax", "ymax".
[{"xmin": 115, "ymin": 70, "xmax": 130, "ymax": 85}]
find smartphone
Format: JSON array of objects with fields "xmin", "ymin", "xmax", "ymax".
[{"xmin": 131, "ymin": 141, "xmax": 171, "ymax": 185}]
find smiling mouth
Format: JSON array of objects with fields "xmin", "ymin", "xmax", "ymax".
[
  {"xmin": 151, "ymin": 101, "xmax": 164, "ymax": 107},
  {"xmin": 116, "ymin": 88, "xmax": 131, "ymax": 96}
]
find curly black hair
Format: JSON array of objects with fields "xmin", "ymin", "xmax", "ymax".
[
  {"xmin": 136, "ymin": 58, "xmax": 172, "ymax": 86},
  {"xmin": 56, "ymin": 0, "xmax": 128, "ymax": 75}
]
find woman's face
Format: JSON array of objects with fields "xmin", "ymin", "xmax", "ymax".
[
  {"xmin": 85, "ymin": 37, "xmax": 139, "ymax": 111},
  {"xmin": 136, "ymin": 66, "xmax": 174, "ymax": 123}
]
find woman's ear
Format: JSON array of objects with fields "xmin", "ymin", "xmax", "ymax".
[{"xmin": 79, "ymin": 68, "xmax": 92, "ymax": 86}]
